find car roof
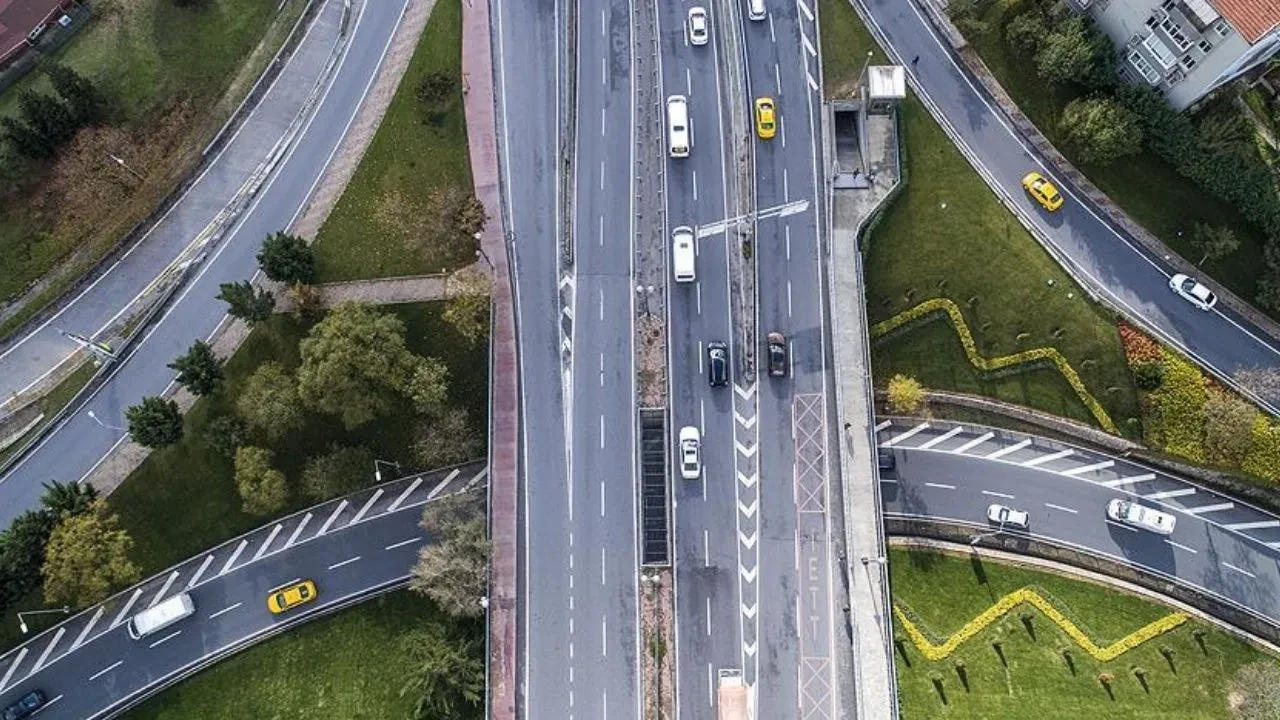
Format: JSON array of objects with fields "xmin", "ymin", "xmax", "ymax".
[{"xmin": 1189, "ymin": 282, "xmax": 1214, "ymax": 302}]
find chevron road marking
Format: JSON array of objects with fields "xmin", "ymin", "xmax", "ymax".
[
  {"xmin": 985, "ymin": 439, "xmax": 1031, "ymax": 460},
  {"xmin": 744, "ymin": 640, "xmax": 758, "ymax": 657},
  {"xmin": 220, "ymin": 540, "xmax": 249, "ymax": 575},
  {"xmin": 1062, "ymin": 460, "xmax": 1114, "ymax": 476},
  {"xmin": 72, "ymin": 608, "xmax": 104, "ymax": 650},
  {"xmin": 350, "ymin": 489, "xmax": 384, "ymax": 524},
  {"xmin": 874, "ymin": 420, "xmax": 892, "ymax": 432},
  {"xmin": 735, "ymin": 440, "xmax": 758, "ymax": 458},
  {"xmin": 800, "ymin": 32, "xmax": 816, "ymax": 57},
  {"xmin": 738, "ymin": 498, "xmax": 758, "ymax": 518},
  {"xmin": 734, "ymin": 382, "xmax": 757, "ymax": 400},
  {"xmin": 917, "ymin": 426, "xmax": 964, "ymax": 450},
  {"xmin": 1227, "ymin": 520, "xmax": 1280, "ymax": 530},
  {"xmin": 734, "ymin": 411, "xmax": 757, "ymax": 429},
  {"xmin": 879, "ymin": 422, "xmax": 930, "ymax": 447},
  {"xmin": 253, "ymin": 525, "xmax": 283, "ymax": 561},
  {"xmin": 285, "ymin": 513, "xmax": 313, "ymax": 547},
  {"xmin": 148, "ymin": 571, "xmax": 181, "ymax": 607},
  {"xmin": 738, "ymin": 471, "xmax": 758, "ymax": 489},
  {"xmin": 806, "ymin": 71, "xmax": 818, "ymax": 91},
  {"xmin": 741, "ymin": 566, "xmax": 758, "ymax": 583},
  {"xmin": 0, "ymin": 649, "xmax": 27, "ymax": 692},
  {"xmin": 318, "ymin": 500, "xmax": 348, "ymax": 535},
  {"xmin": 111, "ymin": 589, "xmax": 143, "ymax": 628},
  {"xmin": 30, "ymin": 628, "xmax": 65, "ymax": 674},
  {"xmin": 1185, "ymin": 502, "xmax": 1234, "ymax": 515},
  {"xmin": 952, "ymin": 431, "xmax": 993, "ymax": 454},
  {"xmin": 739, "ymin": 531, "xmax": 758, "ymax": 550},
  {"xmin": 797, "ymin": 0, "xmax": 814, "ymax": 21},
  {"xmin": 1101, "ymin": 473, "xmax": 1156, "ymax": 487},
  {"xmin": 559, "ymin": 274, "xmax": 574, "ymax": 291},
  {"xmin": 429, "ymin": 469, "xmax": 462, "ymax": 499},
  {"xmin": 743, "ymin": 603, "xmax": 758, "ymax": 619},
  {"xmin": 1022, "ymin": 449, "xmax": 1072, "ymax": 467},
  {"xmin": 186, "ymin": 555, "xmax": 214, "ymax": 590},
  {"xmin": 1143, "ymin": 488, "xmax": 1196, "ymax": 500},
  {"xmin": 389, "ymin": 478, "xmax": 424, "ymax": 511}
]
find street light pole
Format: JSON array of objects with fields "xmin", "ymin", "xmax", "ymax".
[
  {"xmin": 18, "ymin": 607, "xmax": 70, "ymax": 634},
  {"xmin": 108, "ymin": 152, "xmax": 144, "ymax": 181},
  {"xmin": 373, "ymin": 459, "xmax": 401, "ymax": 483},
  {"xmin": 86, "ymin": 409, "xmax": 126, "ymax": 432},
  {"xmin": 970, "ymin": 521, "xmax": 1006, "ymax": 546}
]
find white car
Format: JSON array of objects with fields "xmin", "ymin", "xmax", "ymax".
[
  {"xmin": 986, "ymin": 504, "xmax": 1030, "ymax": 530},
  {"xmin": 1107, "ymin": 498, "xmax": 1176, "ymax": 535},
  {"xmin": 1169, "ymin": 273, "xmax": 1217, "ymax": 311},
  {"xmin": 687, "ymin": 7, "xmax": 709, "ymax": 46},
  {"xmin": 679, "ymin": 426, "xmax": 701, "ymax": 479}
]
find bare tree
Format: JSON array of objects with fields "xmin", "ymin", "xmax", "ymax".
[{"xmin": 410, "ymin": 492, "xmax": 489, "ymax": 617}]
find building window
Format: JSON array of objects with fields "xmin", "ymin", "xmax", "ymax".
[
  {"xmin": 1128, "ymin": 51, "xmax": 1162, "ymax": 84},
  {"xmin": 1180, "ymin": 54, "xmax": 1197, "ymax": 70},
  {"xmin": 1143, "ymin": 33, "xmax": 1178, "ymax": 69},
  {"xmin": 1160, "ymin": 16, "xmax": 1192, "ymax": 51},
  {"xmin": 1146, "ymin": 15, "xmax": 1158, "ymax": 28},
  {"xmin": 1213, "ymin": 19, "xmax": 1230, "ymax": 37},
  {"xmin": 1198, "ymin": 39, "xmax": 1213, "ymax": 53},
  {"xmin": 1161, "ymin": 0, "xmax": 1175, "ymax": 9}
]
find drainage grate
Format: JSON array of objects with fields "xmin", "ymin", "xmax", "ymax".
[{"xmin": 639, "ymin": 407, "xmax": 670, "ymax": 566}]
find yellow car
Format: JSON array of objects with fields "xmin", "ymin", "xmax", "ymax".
[
  {"xmin": 1021, "ymin": 171, "xmax": 1063, "ymax": 212},
  {"xmin": 754, "ymin": 97, "xmax": 776, "ymax": 140},
  {"xmin": 267, "ymin": 579, "xmax": 317, "ymax": 614}
]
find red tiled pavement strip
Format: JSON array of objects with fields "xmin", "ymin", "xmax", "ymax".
[{"xmin": 461, "ymin": 0, "xmax": 519, "ymax": 718}]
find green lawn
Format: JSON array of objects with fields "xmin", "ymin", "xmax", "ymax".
[
  {"xmin": 962, "ymin": 0, "xmax": 1270, "ymax": 314},
  {"xmin": 820, "ymin": 0, "xmax": 1140, "ymax": 434},
  {"xmin": 123, "ymin": 590, "xmax": 483, "ymax": 720},
  {"xmin": 0, "ymin": 360, "xmax": 96, "ymax": 466},
  {"xmin": 891, "ymin": 548, "xmax": 1274, "ymax": 718},
  {"xmin": 313, "ymin": 0, "xmax": 477, "ymax": 281},
  {"xmin": 107, "ymin": 302, "xmax": 489, "ymax": 575}
]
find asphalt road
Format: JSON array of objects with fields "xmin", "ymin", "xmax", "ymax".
[
  {"xmin": 0, "ymin": 463, "xmax": 487, "ymax": 719},
  {"xmin": 0, "ymin": 0, "xmax": 412, "ymax": 530},
  {"xmin": 879, "ymin": 420, "xmax": 1280, "ymax": 626},
  {"xmin": 854, "ymin": 0, "xmax": 1280, "ymax": 412}
]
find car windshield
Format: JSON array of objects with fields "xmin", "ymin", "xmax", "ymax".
[
  {"xmin": 298, "ymin": 585, "xmax": 310, "ymax": 599},
  {"xmin": 274, "ymin": 592, "xmax": 287, "ymax": 607}
]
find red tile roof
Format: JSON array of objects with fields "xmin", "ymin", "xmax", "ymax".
[
  {"xmin": 1214, "ymin": 0, "xmax": 1280, "ymax": 44},
  {"xmin": 0, "ymin": 0, "xmax": 71, "ymax": 65}
]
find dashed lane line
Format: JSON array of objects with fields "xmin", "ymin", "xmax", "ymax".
[
  {"xmin": 1222, "ymin": 562, "xmax": 1257, "ymax": 579},
  {"xmin": 328, "ymin": 555, "xmax": 362, "ymax": 571},
  {"xmin": 981, "ymin": 490, "xmax": 1014, "ymax": 499},
  {"xmin": 1044, "ymin": 503, "xmax": 1077, "ymax": 514},
  {"xmin": 924, "ymin": 482, "xmax": 955, "ymax": 490},
  {"xmin": 148, "ymin": 630, "xmax": 181, "ymax": 649},
  {"xmin": 87, "ymin": 660, "xmax": 121, "ymax": 682},
  {"xmin": 1165, "ymin": 540, "xmax": 1198, "ymax": 554},
  {"xmin": 385, "ymin": 537, "xmax": 422, "ymax": 551},
  {"xmin": 209, "ymin": 603, "xmax": 242, "ymax": 620}
]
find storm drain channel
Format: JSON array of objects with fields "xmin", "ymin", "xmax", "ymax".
[{"xmin": 640, "ymin": 407, "xmax": 671, "ymax": 566}]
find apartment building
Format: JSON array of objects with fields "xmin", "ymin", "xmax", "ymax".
[{"xmin": 1076, "ymin": 0, "xmax": 1280, "ymax": 109}]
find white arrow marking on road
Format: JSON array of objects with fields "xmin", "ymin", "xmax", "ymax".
[
  {"xmin": 111, "ymin": 589, "xmax": 143, "ymax": 628},
  {"xmin": 252, "ymin": 525, "xmax": 283, "ymax": 561},
  {"xmin": 284, "ymin": 513, "xmax": 312, "ymax": 548},
  {"xmin": 1143, "ymin": 488, "xmax": 1196, "ymax": 500},
  {"xmin": 30, "ymin": 628, "xmax": 65, "ymax": 674},
  {"xmin": 148, "ymin": 571, "xmax": 181, "ymax": 607},
  {"xmin": 741, "ymin": 566, "xmax": 758, "ymax": 583},
  {"xmin": 350, "ymin": 489, "xmax": 384, "ymax": 524},
  {"xmin": 318, "ymin": 500, "xmax": 348, "ymax": 535},
  {"xmin": 559, "ymin": 274, "xmax": 574, "ymax": 291},
  {"xmin": 743, "ymin": 603, "xmax": 758, "ymax": 619},
  {"xmin": 952, "ymin": 432, "xmax": 994, "ymax": 454},
  {"xmin": 735, "ymin": 440, "xmax": 758, "ymax": 458},
  {"xmin": 734, "ymin": 411, "xmax": 757, "ymax": 429},
  {"xmin": 739, "ymin": 531, "xmax": 758, "ymax": 550},
  {"xmin": 985, "ymin": 439, "xmax": 1031, "ymax": 459},
  {"xmin": 737, "ymin": 471, "xmax": 758, "ymax": 489},
  {"xmin": 1101, "ymin": 473, "xmax": 1155, "ymax": 487},
  {"xmin": 880, "ymin": 422, "xmax": 930, "ymax": 447},
  {"xmin": 874, "ymin": 420, "xmax": 892, "ymax": 432},
  {"xmin": 734, "ymin": 383, "xmax": 757, "ymax": 400},
  {"xmin": 797, "ymin": 0, "xmax": 814, "ymax": 21},
  {"xmin": 1062, "ymin": 460, "xmax": 1114, "ymax": 476},
  {"xmin": 1022, "ymin": 449, "xmax": 1072, "ymax": 467},
  {"xmin": 738, "ymin": 498, "xmax": 758, "ymax": 518},
  {"xmin": 0, "ymin": 649, "xmax": 27, "ymax": 691},
  {"xmin": 1228, "ymin": 520, "xmax": 1280, "ymax": 531},
  {"xmin": 918, "ymin": 426, "xmax": 965, "ymax": 450},
  {"xmin": 1185, "ymin": 502, "xmax": 1234, "ymax": 515},
  {"xmin": 388, "ymin": 478, "xmax": 424, "ymax": 511},
  {"xmin": 220, "ymin": 540, "xmax": 248, "ymax": 575},
  {"xmin": 744, "ymin": 640, "xmax": 758, "ymax": 657},
  {"xmin": 72, "ymin": 607, "xmax": 104, "ymax": 650},
  {"xmin": 186, "ymin": 555, "xmax": 214, "ymax": 590}
]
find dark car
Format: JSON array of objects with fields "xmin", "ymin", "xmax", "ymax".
[
  {"xmin": 767, "ymin": 332, "xmax": 787, "ymax": 377},
  {"xmin": 707, "ymin": 341, "xmax": 729, "ymax": 387},
  {"xmin": 877, "ymin": 450, "xmax": 896, "ymax": 474},
  {"xmin": 2, "ymin": 691, "xmax": 46, "ymax": 720}
]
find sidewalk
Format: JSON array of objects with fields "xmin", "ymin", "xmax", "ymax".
[{"xmin": 459, "ymin": 0, "xmax": 520, "ymax": 718}]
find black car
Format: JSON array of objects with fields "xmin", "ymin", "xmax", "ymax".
[
  {"xmin": 2, "ymin": 691, "xmax": 46, "ymax": 720},
  {"xmin": 767, "ymin": 332, "xmax": 787, "ymax": 377},
  {"xmin": 877, "ymin": 450, "xmax": 896, "ymax": 474},
  {"xmin": 707, "ymin": 341, "xmax": 729, "ymax": 387}
]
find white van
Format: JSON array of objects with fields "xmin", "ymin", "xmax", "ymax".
[
  {"xmin": 667, "ymin": 95, "xmax": 691, "ymax": 158},
  {"xmin": 1106, "ymin": 499, "xmax": 1176, "ymax": 535},
  {"xmin": 672, "ymin": 226, "xmax": 695, "ymax": 282},
  {"xmin": 128, "ymin": 592, "xmax": 196, "ymax": 639},
  {"xmin": 747, "ymin": 0, "xmax": 766, "ymax": 21}
]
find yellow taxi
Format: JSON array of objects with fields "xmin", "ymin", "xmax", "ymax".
[
  {"xmin": 1021, "ymin": 171, "xmax": 1063, "ymax": 212},
  {"xmin": 754, "ymin": 97, "xmax": 776, "ymax": 140},
  {"xmin": 267, "ymin": 579, "xmax": 318, "ymax": 614}
]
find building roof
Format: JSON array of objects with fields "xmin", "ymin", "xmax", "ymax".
[
  {"xmin": 0, "ymin": 0, "xmax": 68, "ymax": 64},
  {"xmin": 1213, "ymin": 0, "xmax": 1280, "ymax": 44},
  {"xmin": 868, "ymin": 66, "xmax": 906, "ymax": 100}
]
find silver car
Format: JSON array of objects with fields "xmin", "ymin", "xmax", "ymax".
[
  {"xmin": 986, "ymin": 504, "xmax": 1030, "ymax": 530},
  {"xmin": 1169, "ymin": 273, "xmax": 1217, "ymax": 311},
  {"xmin": 687, "ymin": 7, "xmax": 709, "ymax": 46}
]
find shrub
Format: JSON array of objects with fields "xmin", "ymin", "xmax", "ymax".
[
  {"xmin": 1003, "ymin": 11, "xmax": 1048, "ymax": 55},
  {"xmin": 1060, "ymin": 96, "xmax": 1141, "ymax": 166},
  {"xmin": 1133, "ymin": 361, "xmax": 1164, "ymax": 391},
  {"xmin": 301, "ymin": 445, "xmax": 375, "ymax": 502},
  {"xmin": 1150, "ymin": 349, "xmax": 1207, "ymax": 462},
  {"xmin": 1242, "ymin": 416, "xmax": 1280, "ymax": 483},
  {"xmin": 886, "ymin": 374, "xmax": 926, "ymax": 414},
  {"xmin": 1204, "ymin": 388, "xmax": 1259, "ymax": 467},
  {"xmin": 203, "ymin": 414, "xmax": 249, "ymax": 458},
  {"xmin": 1118, "ymin": 322, "xmax": 1162, "ymax": 367}
]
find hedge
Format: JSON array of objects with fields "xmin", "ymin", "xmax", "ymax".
[
  {"xmin": 1151, "ymin": 349, "xmax": 1207, "ymax": 463},
  {"xmin": 1243, "ymin": 415, "xmax": 1280, "ymax": 483},
  {"xmin": 870, "ymin": 298, "xmax": 1117, "ymax": 432}
]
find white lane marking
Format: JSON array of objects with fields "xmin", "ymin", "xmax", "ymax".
[
  {"xmin": 696, "ymin": 282, "xmax": 702, "ymax": 315},
  {"xmin": 88, "ymin": 659, "xmax": 121, "ymax": 682},
  {"xmin": 1165, "ymin": 540, "xmax": 1198, "ymax": 554},
  {"xmin": 33, "ymin": 694, "xmax": 61, "ymax": 712},
  {"xmin": 428, "ymin": 469, "xmax": 462, "ymax": 499},
  {"xmin": 148, "ymin": 571, "xmax": 181, "ymax": 607},
  {"xmin": 220, "ymin": 540, "xmax": 249, "ymax": 575},
  {"xmin": 149, "ymin": 630, "xmax": 181, "ymax": 649},
  {"xmin": 787, "ymin": 281, "xmax": 793, "ymax": 317},
  {"xmin": 31, "ymin": 628, "xmax": 65, "ymax": 673},
  {"xmin": 328, "ymin": 555, "xmax": 362, "ymax": 571},
  {"xmin": 1062, "ymin": 460, "xmax": 1114, "ymax": 476},
  {"xmin": 706, "ymin": 597, "xmax": 712, "ymax": 636},
  {"xmin": 186, "ymin": 555, "xmax": 214, "ymax": 589},
  {"xmin": 917, "ymin": 426, "xmax": 965, "ymax": 450},
  {"xmin": 879, "ymin": 422, "xmax": 930, "ymax": 447},
  {"xmin": 111, "ymin": 589, "xmax": 143, "ymax": 628},
  {"xmin": 806, "ymin": 71, "xmax": 818, "ymax": 91},
  {"xmin": 1022, "ymin": 449, "xmax": 1072, "ymax": 467},
  {"xmin": 0, "ymin": 649, "xmax": 27, "ymax": 691},
  {"xmin": 598, "ymin": 215, "xmax": 604, "ymax": 247},
  {"xmin": 600, "ymin": 414, "xmax": 606, "ymax": 448},
  {"xmin": 600, "ymin": 480, "xmax": 606, "ymax": 517},
  {"xmin": 1185, "ymin": 502, "xmax": 1234, "ymax": 515},
  {"xmin": 783, "ymin": 168, "xmax": 789, "ymax": 200},
  {"xmin": 986, "ymin": 439, "xmax": 1031, "ymax": 460},
  {"xmin": 1044, "ymin": 503, "xmax": 1077, "ymax": 514},
  {"xmin": 1267, "ymin": 541, "xmax": 1280, "ymax": 549},
  {"xmin": 388, "ymin": 478, "xmax": 424, "ymax": 512},
  {"xmin": 774, "ymin": 64, "xmax": 781, "ymax": 94},
  {"xmin": 781, "ymin": 114, "xmax": 786, "ymax": 148},
  {"xmin": 284, "ymin": 513, "xmax": 313, "ymax": 547},
  {"xmin": 952, "ymin": 431, "xmax": 994, "ymax": 454},
  {"xmin": 704, "ymin": 529, "xmax": 710, "ymax": 566},
  {"xmin": 601, "ymin": 616, "xmax": 607, "ymax": 656},
  {"xmin": 253, "ymin": 525, "xmax": 284, "ymax": 561},
  {"xmin": 601, "ymin": 56, "xmax": 606, "ymax": 85},
  {"xmin": 1104, "ymin": 519, "xmax": 1139, "ymax": 533},
  {"xmin": 693, "ymin": 169, "xmax": 698, "ymax": 200},
  {"xmin": 602, "ymin": 8, "xmax": 606, "ymax": 37},
  {"xmin": 600, "ymin": 106, "xmax": 605, "ymax": 137},
  {"xmin": 317, "ymin": 500, "xmax": 348, "ymax": 535},
  {"xmin": 209, "ymin": 602, "xmax": 242, "ymax": 620},
  {"xmin": 601, "ymin": 551, "xmax": 607, "ymax": 585},
  {"xmin": 785, "ymin": 225, "xmax": 791, "ymax": 259},
  {"xmin": 874, "ymin": 420, "xmax": 892, "ymax": 432},
  {"xmin": 1101, "ymin": 473, "xmax": 1156, "ymax": 487},
  {"xmin": 797, "ymin": 0, "xmax": 814, "ymax": 21},
  {"xmin": 385, "ymin": 537, "xmax": 422, "ymax": 551},
  {"xmin": 1222, "ymin": 562, "xmax": 1256, "ymax": 579},
  {"xmin": 350, "ymin": 488, "xmax": 385, "ymax": 524},
  {"xmin": 768, "ymin": 13, "xmax": 776, "ymax": 42},
  {"xmin": 801, "ymin": 31, "xmax": 816, "ymax": 57},
  {"xmin": 707, "ymin": 663, "xmax": 714, "ymax": 708},
  {"xmin": 924, "ymin": 482, "xmax": 955, "ymax": 490},
  {"xmin": 698, "ymin": 341, "xmax": 703, "ymax": 374},
  {"xmin": 687, "ymin": 67, "xmax": 692, "ymax": 95},
  {"xmin": 72, "ymin": 607, "xmax": 105, "ymax": 650},
  {"xmin": 981, "ymin": 490, "xmax": 1014, "ymax": 499},
  {"xmin": 700, "ymin": 399, "xmax": 706, "ymax": 434},
  {"xmin": 1227, "ymin": 520, "xmax": 1280, "ymax": 530},
  {"xmin": 1143, "ymin": 488, "xmax": 1196, "ymax": 500},
  {"xmin": 599, "ymin": 160, "xmax": 605, "ymax": 190}
]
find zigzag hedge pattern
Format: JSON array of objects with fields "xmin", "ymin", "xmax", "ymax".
[
  {"xmin": 869, "ymin": 297, "xmax": 1117, "ymax": 433},
  {"xmin": 893, "ymin": 586, "xmax": 1187, "ymax": 662}
]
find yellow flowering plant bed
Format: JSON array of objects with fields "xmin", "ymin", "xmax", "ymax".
[
  {"xmin": 870, "ymin": 298, "xmax": 1117, "ymax": 433},
  {"xmin": 893, "ymin": 586, "xmax": 1187, "ymax": 662}
]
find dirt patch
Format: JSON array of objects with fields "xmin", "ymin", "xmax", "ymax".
[
  {"xmin": 640, "ymin": 568, "xmax": 675, "ymax": 720},
  {"xmin": 637, "ymin": 314, "xmax": 666, "ymax": 407}
]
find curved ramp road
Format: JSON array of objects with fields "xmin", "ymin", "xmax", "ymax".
[
  {"xmin": 0, "ymin": 463, "xmax": 487, "ymax": 720},
  {"xmin": 0, "ymin": 0, "xmax": 413, "ymax": 530},
  {"xmin": 878, "ymin": 420, "xmax": 1280, "ymax": 626},
  {"xmin": 853, "ymin": 0, "xmax": 1280, "ymax": 412}
]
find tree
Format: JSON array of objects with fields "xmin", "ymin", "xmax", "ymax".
[
  {"xmin": 168, "ymin": 339, "xmax": 224, "ymax": 396},
  {"xmin": 45, "ymin": 63, "xmax": 105, "ymax": 126},
  {"xmin": 1204, "ymin": 388, "xmax": 1259, "ymax": 467},
  {"xmin": 455, "ymin": 194, "xmax": 487, "ymax": 238},
  {"xmin": 0, "ymin": 511, "xmax": 55, "ymax": 606},
  {"xmin": 236, "ymin": 361, "xmax": 304, "ymax": 440},
  {"xmin": 125, "ymin": 396, "xmax": 184, "ymax": 448},
  {"xmin": 399, "ymin": 625, "xmax": 485, "ymax": 720},
  {"xmin": 40, "ymin": 481, "xmax": 97, "ymax": 520},
  {"xmin": 1034, "ymin": 17, "xmax": 1098, "ymax": 86},
  {"xmin": 1257, "ymin": 271, "xmax": 1280, "ymax": 313},
  {"xmin": 886, "ymin": 374, "xmax": 926, "ymax": 415},
  {"xmin": 411, "ymin": 492, "xmax": 489, "ymax": 617},
  {"xmin": 406, "ymin": 358, "xmax": 450, "ymax": 415},
  {"xmin": 41, "ymin": 500, "xmax": 139, "ymax": 608},
  {"xmin": 1231, "ymin": 661, "xmax": 1280, "ymax": 720},
  {"xmin": 234, "ymin": 446, "xmax": 288, "ymax": 515},
  {"xmin": 1, "ymin": 116, "xmax": 55, "ymax": 158},
  {"xmin": 17, "ymin": 90, "xmax": 76, "ymax": 147},
  {"xmin": 1004, "ymin": 11, "xmax": 1048, "ymax": 56},
  {"xmin": 203, "ymin": 414, "xmax": 249, "ymax": 458},
  {"xmin": 287, "ymin": 282, "xmax": 324, "ymax": 322},
  {"xmin": 256, "ymin": 232, "xmax": 315, "ymax": 284},
  {"xmin": 297, "ymin": 302, "xmax": 422, "ymax": 428},
  {"xmin": 412, "ymin": 408, "xmax": 482, "ymax": 469},
  {"xmin": 217, "ymin": 281, "xmax": 275, "ymax": 324},
  {"xmin": 1189, "ymin": 223, "xmax": 1240, "ymax": 266},
  {"xmin": 443, "ymin": 266, "xmax": 491, "ymax": 344},
  {"xmin": 1059, "ymin": 96, "xmax": 1141, "ymax": 166},
  {"xmin": 301, "ymin": 444, "xmax": 374, "ymax": 502}
]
